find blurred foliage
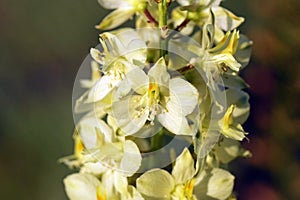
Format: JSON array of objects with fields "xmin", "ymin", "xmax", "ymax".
[{"xmin": 0, "ymin": 0, "xmax": 299, "ymax": 199}]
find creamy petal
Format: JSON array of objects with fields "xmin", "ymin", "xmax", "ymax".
[
  {"xmin": 96, "ymin": 8, "xmax": 135, "ymax": 30},
  {"xmin": 212, "ymin": 7, "xmax": 244, "ymax": 31},
  {"xmin": 148, "ymin": 57, "xmax": 170, "ymax": 88},
  {"xmin": 126, "ymin": 68, "xmax": 149, "ymax": 95},
  {"xmin": 112, "ymin": 95, "xmax": 148, "ymax": 135},
  {"xmin": 64, "ymin": 173, "xmax": 100, "ymax": 200},
  {"xmin": 120, "ymin": 140, "xmax": 142, "ymax": 176},
  {"xmin": 172, "ymin": 148, "xmax": 196, "ymax": 184},
  {"xmin": 169, "ymin": 77, "xmax": 199, "ymax": 116},
  {"xmin": 137, "ymin": 169, "xmax": 175, "ymax": 198}
]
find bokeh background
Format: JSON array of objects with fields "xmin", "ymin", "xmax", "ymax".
[{"xmin": 0, "ymin": 0, "xmax": 299, "ymax": 199}]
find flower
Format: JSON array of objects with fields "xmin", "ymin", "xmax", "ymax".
[
  {"xmin": 136, "ymin": 148, "xmax": 197, "ymax": 199},
  {"xmin": 75, "ymin": 29, "xmax": 147, "ymax": 113},
  {"xmin": 62, "ymin": 112, "xmax": 142, "ymax": 177},
  {"xmin": 136, "ymin": 148, "xmax": 235, "ymax": 199},
  {"xmin": 64, "ymin": 172, "xmax": 144, "ymax": 200},
  {"xmin": 96, "ymin": 0, "xmax": 148, "ymax": 30},
  {"xmin": 218, "ymin": 104, "xmax": 248, "ymax": 141},
  {"xmin": 174, "ymin": 0, "xmax": 244, "ymax": 31},
  {"xmin": 111, "ymin": 57, "xmax": 199, "ymax": 135}
]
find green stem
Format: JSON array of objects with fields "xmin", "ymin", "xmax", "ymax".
[
  {"xmin": 158, "ymin": 0, "xmax": 168, "ymax": 58},
  {"xmin": 150, "ymin": 129, "xmax": 164, "ymax": 151}
]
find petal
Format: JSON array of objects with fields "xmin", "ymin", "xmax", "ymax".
[
  {"xmin": 212, "ymin": 7, "xmax": 244, "ymax": 31},
  {"xmin": 97, "ymin": 0, "xmax": 126, "ymax": 9},
  {"xmin": 125, "ymin": 185, "xmax": 144, "ymax": 200},
  {"xmin": 158, "ymin": 109, "xmax": 192, "ymax": 135},
  {"xmin": 193, "ymin": 168, "xmax": 234, "ymax": 200},
  {"xmin": 207, "ymin": 168, "xmax": 235, "ymax": 200},
  {"xmin": 214, "ymin": 138, "xmax": 251, "ymax": 164},
  {"xmin": 64, "ymin": 173, "xmax": 100, "ymax": 200},
  {"xmin": 90, "ymin": 48, "xmax": 104, "ymax": 65},
  {"xmin": 111, "ymin": 95, "xmax": 148, "ymax": 135},
  {"xmin": 88, "ymin": 75, "xmax": 116, "ymax": 102},
  {"xmin": 137, "ymin": 169, "xmax": 175, "ymax": 198},
  {"xmin": 235, "ymin": 34, "xmax": 253, "ymax": 68},
  {"xmin": 148, "ymin": 57, "xmax": 170, "ymax": 88},
  {"xmin": 96, "ymin": 8, "xmax": 135, "ymax": 30},
  {"xmin": 172, "ymin": 148, "xmax": 196, "ymax": 184},
  {"xmin": 79, "ymin": 117, "xmax": 113, "ymax": 149},
  {"xmin": 225, "ymin": 88, "xmax": 250, "ymax": 124},
  {"xmin": 120, "ymin": 140, "xmax": 142, "ymax": 176},
  {"xmin": 126, "ymin": 67, "xmax": 149, "ymax": 94},
  {"xmin": 169, "ymin": 77, "xmax": 199, "ymax": 116}
]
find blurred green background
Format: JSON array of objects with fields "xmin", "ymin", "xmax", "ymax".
[{"xmin": 0, "ymin": 0, "xmax": 299, "ymax": 199}]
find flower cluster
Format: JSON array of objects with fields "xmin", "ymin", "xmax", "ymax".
[{"xmin": 61, "ymin": 0, "xmax": 252, "ymax": 199}]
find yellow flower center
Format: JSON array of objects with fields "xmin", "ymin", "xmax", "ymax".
[
  {"xmin": 184, "ymin": 179, "xmax": 195, "ymax": 199},
  {"xmin": 97, "ymin": 186, "xmax": 107, "ymax": 200}
]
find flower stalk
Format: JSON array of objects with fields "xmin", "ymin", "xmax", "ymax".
[{"xmin": 61, "ymin": 0, "xmax": 253, "ymax": 199}]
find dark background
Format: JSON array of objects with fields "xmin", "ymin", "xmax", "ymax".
[{"xmin": 0, "ymin": 0, "xmax": 299, "ymax": 199}]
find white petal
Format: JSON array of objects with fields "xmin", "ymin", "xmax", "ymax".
[
  {"xmin": 64, "ymin": 173, "xmax": 100, "ymax": 200},
  {"xmin": 97, "ymin": 0, "xmax": 126, "ymax": 9},
  {"xmin": 79, "ymin": 117, "xmax": 113, "ymax": 149},
  {"xmin": 112, "ymin": 95, "xmax": 148, "ymax": 135},
  {"xmin": 194, "ymin": 168, "xmax": 234, "ymax": 200},
  {"xmin": 126, "ymin": 68, "xmax": 149, "ymax": 94},
  {"xmin": 148, "ymin": 57, "xmax": 170, "ymax": 87},
  {"xmin": 96, "ymin": 8, "xmax": 135, "ymax": 30},
  {"xmin": 207, "ymin": 168, "xmax": 235, "ymax": 199},
  {"xmin": 137, "ymin": 169, "xmax": 175, "ymax": 198},
  {"xmin": 88, "ymin": 75, "xmax": 116, "ymax": 102},
  {"xmin": 120, "ymin": 140, "xmax": 142, "ymax": 176},
  {"xmin": 125, "ymin": 185, "xmax": 144, "ymax": 200},
  {"xmin": 90, "ymin": 48, "xmax": 104, "ymax": 65},
  {"xmin": 158, "ymin": 109, "xmax": 192, "ymax": 135},
  {"xmin": 169, "ymin": 77, "xmax": 199, "ymax": 116},
  {"xmin": 212, "ymin": 7, "xmax": 244, "ymax": 31},
  {"xmin": 172, "ymin": 148, "xmax": 196, "ymax": 184}
]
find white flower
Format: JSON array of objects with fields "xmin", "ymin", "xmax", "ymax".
[
  {"xmin": 175, "ymin": 0, "xmax": 244, "ymax": 31},
  {"xmin": 64, "ymin": 173, "xmax": 101, "ymax": 200},
  {"xmin": 75, "ymin": 29, "xmax": 147, "ymax": 113},
  {"xmin": 64, "ymin": 172, "xmax": 144, "ymax": 200},
  {"xmin": 111, "ymin": 57, "xmax": 199, "ymax": 136},
  {"xmin": 136, "ymin": 148, "xmax": 196, "ymax": 199},
  {"xmin": 63, "ymin": 112, "xmax": 142, "ymax": 177},
  {"xmin": 136, "ymin": 148, "xmax": 235, "ymax": 200},
  {"xmin": 218, "ymin": 104, "xmax": 248, "ymax": 141},
  {"xmin": 96, "ymin": 0, "xmax": 148, "ymax": 30}
]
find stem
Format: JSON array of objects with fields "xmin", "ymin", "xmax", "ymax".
[
  {"xmin": 143, "ymin": 9, "xmax": 158, "ymax": 26},
  {"xmin": 167, "ymin": 18, "xmax": 191, "ymax": 40},
  {"xmin": 177, "ymin": 63, "xmax": 195, "ymax": 74},
  {"xmin": 150, "ymin": 129, "xmax": 164, "ymax": 151},
  {"xmin": 158, "ymin": 0, "xmax": 168, "ymax": 58},
  {"xmin": 175, "ymin": 18, "xmax": 190, "ymax": 32}
]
